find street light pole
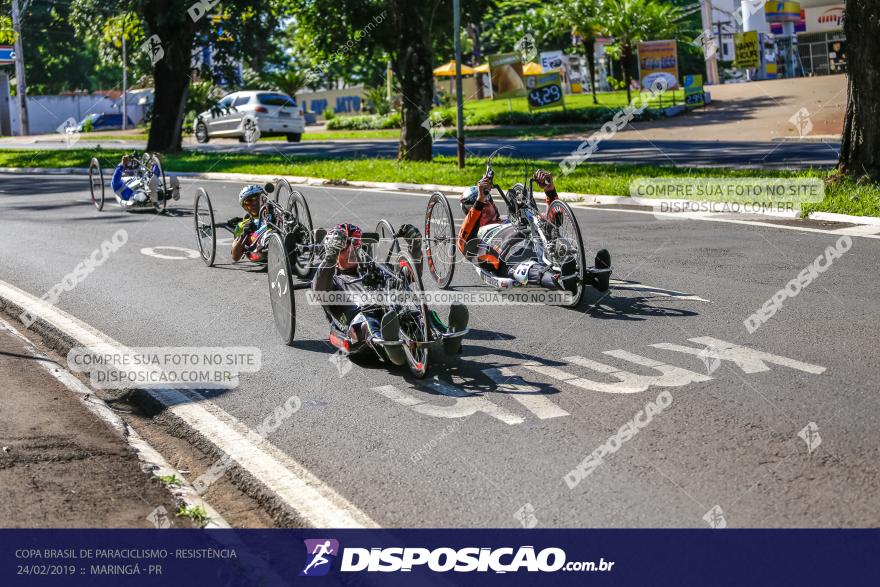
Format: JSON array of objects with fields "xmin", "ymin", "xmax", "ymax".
[
  {"xmin": 122, "ymin": 30, "xmax": 128, "ymax": 131},
  {"xmin": 453, "ymin": 0, "xmax": 465, "ymax": 168},
  {"xmin": 11, "ymin": 0, "xmax": 29, "ymax": 136},
  {"xmin": 701, "ymin": 0, "xmax": 720, "ymax": 85}
]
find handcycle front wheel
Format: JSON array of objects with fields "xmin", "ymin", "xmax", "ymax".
[
  {"xmin": 88, "ymin": 157, "xmax": 104, "ymax": 211},
  {"xmin": 284, "ymin": 187, "xmax": 315, "ymax": 279},
  {"xmin": 273, "ymin": 176, "xmax": 290, "ymax": 205},
  {"xmin": 375, "ymin": 219, "xmax": 397, "ymax": 265},
  {"xmin": 267, "ymin": 232, "xmax": 296, "ymax": 345},
  {"xmin": 194, "ymin": 188, "xmax": 216, "ymax": 267},
  {"xmin": 395, "ymin": 250, "xmax": 430, "ymax": 378},
  {"xmin": 548, "ymin": 200, "xmax": 586, "ymax": 308},
  {"xmin": 424, "ymin": 192, "xmax": 456, "ymax": 289},
  {"xmin": 149, "ymin": 154, "xmax": 168, "ymax": 214}
]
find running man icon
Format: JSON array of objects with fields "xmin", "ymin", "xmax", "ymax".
[{"xmin": 300, "ymin": 539, "xmax": 340, "ymax": 577}]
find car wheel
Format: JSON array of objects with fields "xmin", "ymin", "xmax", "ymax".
[
  {"xmin": 195, "ymin": 121, "xmax": 209, "ymax": 143},
  {"xmin": 286, "ymin": 133, "xmax": 302, "ymax": 143}
]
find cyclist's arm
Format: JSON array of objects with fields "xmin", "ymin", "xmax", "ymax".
[
  {"xmin": 110, "ymin": 165, "xmax": 131, "ymax": 199},
  {"xmin": 231, "ymin": 218, "xmax": 252, "ymax": 262},
  {"xmin": 458, "ymin": 201, "xmax": 484, "ymax": 257}
]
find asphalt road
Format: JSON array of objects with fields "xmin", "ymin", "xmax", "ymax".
[
  {"xmin": 0, "ymin": 136, "xmax": 841, "ymax": 169},
  {"xmin": 1, "ymin": 173, "xmax": 878, "ymax": 528}
]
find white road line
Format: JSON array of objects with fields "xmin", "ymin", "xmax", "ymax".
[
  {"xmin": 0, "ymin": 317, "xmax": 230, "ymax": 529},
  {"xmin": 421, "ymin": 378, "xmax": 525, "ymax": 425},
  {"xmin": 830, "ymin": 224, "xmax": 880, "ymax": 237},
  {"xmin": 0, "ymin": 279, "xmax": 378, "ymax": 529},
  {"xmin": 651, "ymin": 337, "xmax": 826, "ymax": 375},
  {"xmin": 528, "ymin": 352, "xmax": 711, "ymax": 395},
  {"xmin": 373, "ymin": 380, "xmax": 525, "ymax": 426},
  {"xmin": 610, "ymin": 280, "xmax": 711, "ymax": 302},
  {"xmin": 569, "ymin": 204, "xmax": 880, "ymax": 240},
  {"xmin": 482, "ymin": 367, "xmax": 570, "ymax": 420}
]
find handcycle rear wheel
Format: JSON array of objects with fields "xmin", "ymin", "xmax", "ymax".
[
  {"xmin": 88, "ymin": 157, "xmax": 104, "ymax": 211},
  {"xmin": 194, "ymin": 188, "xmax": 216, "ymax": 267},
  {"xmin": 548, "ymin": 200, "xmax": 586, "ymax": 308},
  {"xmin": 395, "ymin": 250, "xmax": 430, "ymax": 378},
  {"xmin": 424, "ymin": 192, "xmax": 456, "ymax": 289},
  {"xmin": 285, "ymin": 188, "xmax": 315, "ymax": 279},
  {"xmin": 149, "ymin": 154, "xmax": 168, "ymax": 214},
  {"xmin": 267, "ymin": 232, "xmax": 296, "ymax": 345}
]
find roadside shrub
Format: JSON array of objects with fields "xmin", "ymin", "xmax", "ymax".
[
  {"xmin": 323, "ymin": 104, "xmax": 662, "ymax": 131},
  {"xmin": 323, "ymin": 108, "xmax": 336, "ymax": 121},
  {"xmin": 435, "ymin": 106, "xmax": 661, "ymax": 128},
  {"xmin": 83, "ymin": 116, "xmax": 94, "ymax": 133},
  {"xmin": 326, "ymin": 112, "xmax": 401, "ymax": 130}
]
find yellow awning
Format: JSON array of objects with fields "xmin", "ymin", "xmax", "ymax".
[
  {"xmin": 433, "ymin": 60, "xmax": 476, "ymax": 77},
  {"xmin": 473, "ymin": 63, "xmax": 490, "ymax": 74},
  {"xmin": 522, "ymin": 62, "xmax": 543, "ymax": 75}
]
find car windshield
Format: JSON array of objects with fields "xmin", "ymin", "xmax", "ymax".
[{"xmin": 257, "ymin": 93, "xmax": 296, "ymax": 107}]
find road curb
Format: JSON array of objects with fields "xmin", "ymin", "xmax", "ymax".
[
  {"xmin": 0, "ymin": 278, "xmax": 379, "ymax": 529},
  {"xmin": 0, "ymin": 316, "xmax": 230, "ymax": 530},
  {"xmin": 2, "ymin": 165, "xmax": 878, "ymax": 225}
]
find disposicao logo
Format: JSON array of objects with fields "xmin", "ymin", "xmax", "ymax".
[{"xmin": 300, "ymin": 539, "xmax": 340, "ymax": 577}]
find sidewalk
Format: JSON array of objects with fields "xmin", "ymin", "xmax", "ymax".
[{"xmin": 0, "ymin": 320, "xmax": 190, "ymax": 528}]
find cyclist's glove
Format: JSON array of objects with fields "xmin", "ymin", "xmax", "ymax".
[{"xmin": 322, "ymin": 228, "xmax": 346, "ymax": 260}]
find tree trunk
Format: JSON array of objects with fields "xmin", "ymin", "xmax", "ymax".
[
  {"xmin": 623, "ymin": 44, "xmax": 633, "ymax": 105},
  {"xmin": 838, "ymin": 0, "xmax": 880, "ymax": 181},
  {"xmin": 584, "ymin": 38, "xmax": 598, "ymax": 105},
  {"xmin": 143, "ymin": 0, "xmax": 196, "ymax": 153},
  {"xmin": 392, "ymin": 0, "xmax": 433, "ymax": 161},
  {"xmin": 467, "ymin": 22, "xmax": 484, "ymax": 100}
]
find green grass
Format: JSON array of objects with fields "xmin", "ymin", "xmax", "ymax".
[
  {"xmin": 1, "ymin": 148, "xmax": 876, "ymax": 217},
  {"xmin": 435, "ymin": 88, "xmax": 686, "ymax": 121},
  {"xmin": 81, "ymin": 126, "xmax": 592, "ymax": 142},
  {"xmin": 176, "ymin": 504, "xmax": 209, "ymax": 526},
  {"xmin": 153, "ymin": 474, "xmax": 183, "ymax": 487},
  {"xmin": 84, "ymin": 132, "xmax": 149, "ymax": 141}
]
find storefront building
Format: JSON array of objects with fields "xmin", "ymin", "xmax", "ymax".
[{"xmin": 713, "ymin": 1, "xmax": 845, "ymax": 76}]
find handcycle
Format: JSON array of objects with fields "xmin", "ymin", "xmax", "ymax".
[
  {"xmin": 193, "ymin": 177, "xmax": 314, "ymax": 269},
  {"xmin": 423, "ymin": 146, "xmax": 612, "ymax": 308},
  {"xmin": 266, "ymin": 218, "xmax": 468, "ymax": 378},
  {"xmin": 88, "ymin": 152, "xmax": 179, "ymax": 213}
]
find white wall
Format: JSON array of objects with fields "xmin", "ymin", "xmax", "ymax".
[{"xmin": 8, "ymin": 94, "xmax": 148, "ymax": 135}]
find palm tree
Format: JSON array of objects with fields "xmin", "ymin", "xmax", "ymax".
[
  {"xmin": 556, "ymin": 0, "xmax": 603, "ymax": 104},
  {"xmin": 599, "ymin": 0, "xmax": 688, "ymax": 104}
]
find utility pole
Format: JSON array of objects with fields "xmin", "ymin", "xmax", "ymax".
[
  {"xmin": 122, "ymin": 31, "xmax": 128, "ymax": 131},
  {"xmin": 453, "ymin": 0, "xmax": 465, "ymax": 168},
  {"xmin": 11, "ymin": 0, "xmax": 29, "ymax": 135},
  {"xmin": 701, "ymin": 0, "xmax": 720, "ymax": 85}
]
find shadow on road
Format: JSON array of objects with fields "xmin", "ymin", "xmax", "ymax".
[{"xmin": 0, "ymin": 176, "xmax": 86, "ymax": 196}]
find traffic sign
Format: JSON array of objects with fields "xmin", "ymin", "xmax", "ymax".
[{"xmin": 0, "ymin": 45, "xmax": 15, "ymax": 65}]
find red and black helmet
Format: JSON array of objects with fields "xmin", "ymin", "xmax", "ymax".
[{"xmin": 336, "ymin": 222, "xmax": 362, "ymax": 248}]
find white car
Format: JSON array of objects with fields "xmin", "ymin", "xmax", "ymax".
[{"xmin": 194, "ymin": 90, "xmax": 305, "ymax": 143}]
